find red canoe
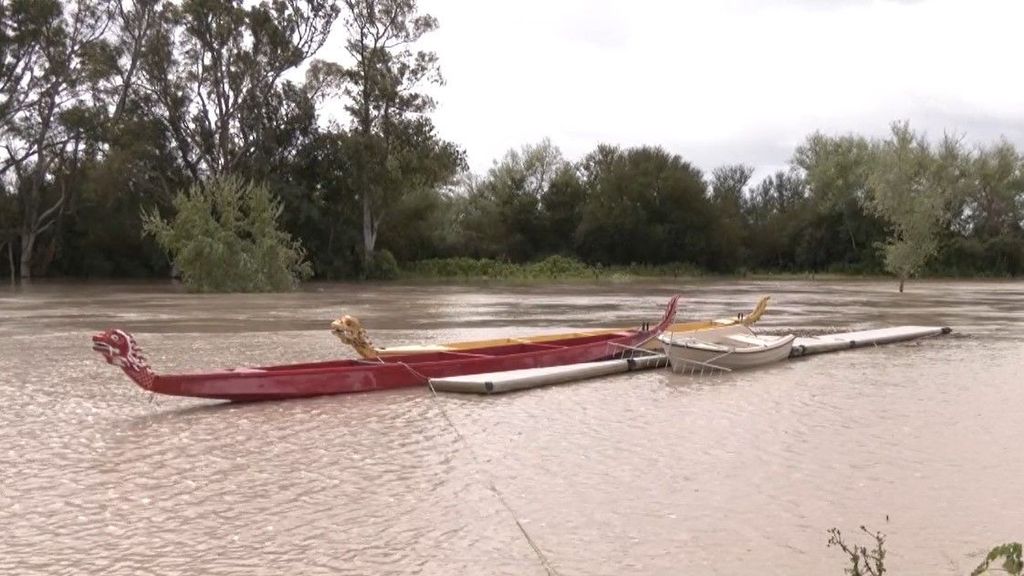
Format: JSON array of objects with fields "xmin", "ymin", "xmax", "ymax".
[{"xmin": 91, "ymin": 295, "xmax": 680, "ymax": 401}]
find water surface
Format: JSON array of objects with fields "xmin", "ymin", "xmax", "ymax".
[{"xmin": 1, "ymin": 279, "xmax": 1021, "ymax": 575}]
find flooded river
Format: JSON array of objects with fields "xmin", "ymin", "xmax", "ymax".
[{"xmin": 1, "ymin": 279, "xmax": 1021, "ymax": 575}]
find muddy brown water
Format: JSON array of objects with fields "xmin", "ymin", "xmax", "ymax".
[{"xmin": 1, "ymin": 279, "xmax": 1021, "ymax": 575}]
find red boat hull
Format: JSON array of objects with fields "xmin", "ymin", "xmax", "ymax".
[{"xmin": 92, "ymin": 296, "xmax": 680, "ymax": 402}]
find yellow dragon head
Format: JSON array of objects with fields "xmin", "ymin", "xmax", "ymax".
[{"xmin": 330, "ymin": 315, "xmax": 379, "ymax": 359}]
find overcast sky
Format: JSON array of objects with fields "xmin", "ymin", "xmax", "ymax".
[{"xmin": 326, "ymin": 0, "xmax": 1024, "ymax": 177}]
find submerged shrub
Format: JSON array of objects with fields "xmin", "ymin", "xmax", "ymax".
[
  {"xmin": 404, "ymin": 256, "xmax": 706, "ymax": 280},
  {"xmin": 525, "ymin": 255, "xmax": 594, "ymax": 278},
  {"xmin": 365, "ymin": 249, "xmax": 400, "ymax": 280},
  {"xmin": 142, "ymin": 175, "xmax": 312, "ymax": 292},
  {"xmin": 407, "ymin": 257, "xmax": 514, "ymax": 278}
]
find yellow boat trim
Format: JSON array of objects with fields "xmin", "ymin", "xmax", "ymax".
[{"xmin": 334, "ymin": 297, "xmax": 771, "ymax": 358}]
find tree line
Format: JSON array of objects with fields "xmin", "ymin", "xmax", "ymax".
[{"xmin": 3, "ymin": 0, "xmax": 1023, "ymax": 288}]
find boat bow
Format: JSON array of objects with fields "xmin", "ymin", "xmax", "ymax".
[
  {"xmin": 92, "ymin": 329, "xmax": 157, "ymax": 390},
  {"xmin": 649, "ymin": 294, "xmax": 681, "ymax": 336}
]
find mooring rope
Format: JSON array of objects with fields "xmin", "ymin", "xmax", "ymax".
[{"xmin": 398, "ymin": 362, "xmax": 559, "ymax": 576}]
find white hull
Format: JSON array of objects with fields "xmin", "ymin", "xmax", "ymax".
[{"xmin": 659, "ymin": 327, "xmax": 795, "ymax": 372}]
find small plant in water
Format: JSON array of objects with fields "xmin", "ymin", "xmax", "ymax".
[
  {"xmin": 971, "ymin": 543, "xmax": 1023, "ymax": 576},
  {"xmin": 828, "ymin": 525, "xmax": 887, "ymax": 576},
  {"xmin": 829, "ymin": 524, "xmax": 1022, "ymax": 576}
]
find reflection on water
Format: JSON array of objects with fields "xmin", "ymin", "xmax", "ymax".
[{"xmin": 1, "ymin": 279, "xmax": 1022, "ymax": 575}]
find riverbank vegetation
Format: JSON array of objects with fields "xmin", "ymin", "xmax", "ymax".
[
  {"xmin": 2, "ymin": 1, "xmax": 1023, "ymax": 292},
  {"xmin": 403, "ymin": 255, "xmax": 704, "ymax": 281}
]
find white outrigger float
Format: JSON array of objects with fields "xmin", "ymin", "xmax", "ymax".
[
  {"xmin": 429, "ymin": 353, "xmax": 669, "ymax": 394},
  {"xmin": 789, "ymin": 326, "xmax": 953, "ymax": 357}
]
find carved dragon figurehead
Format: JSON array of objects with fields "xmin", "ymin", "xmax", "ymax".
[
  {"xmin": 330, "ymin": 315, "xmax": 379, "ymax": 359},
  {"xmin": 740, "ymin": 296, "xmax": 771, "ymax": 326},
  {"xmin": 91, "ymin": 329, "xmax": 155, "ymax": 389}
]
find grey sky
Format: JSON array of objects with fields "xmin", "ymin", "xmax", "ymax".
[{"xmin": 325, "ymin": 0, "xmax": 1024, "ymax": 176}]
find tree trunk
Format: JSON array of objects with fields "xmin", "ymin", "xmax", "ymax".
[
  {"xmin": 17, "ymin": 188, "xmax": 65, "ymax": 281},
  {"xmin": 37, "ymin": 237, "xmax": 57, "ymax": 276},
  {"xmin": 898, "ymin": 277, "xmax": 905, "ymax": 293},
  {"xmin": 841, "ymin": 201, "xmax": 859, "ymax": 255},
  {"xmin": 7, "ymin": 241, "xmax": 13, "ymax": 284},
  {"xmin": 362, "ymin": 193, "xmax": 377, "ymax": 268},
  {"xmin": 19, "ymin": 229, "xmax": 35, "ymax": 280}
]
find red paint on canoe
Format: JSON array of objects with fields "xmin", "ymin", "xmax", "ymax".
[{"xmin": 92, "ymin": 295, "xmax": 680, "ymax": 402}]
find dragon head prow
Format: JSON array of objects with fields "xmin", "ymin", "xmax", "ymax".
[
  {"xmin": 92, "ymin": 329, "xmax": 141, "ymax": 367},
  {"xmin": 91, "ymin": 329, "xmax": 155, "ymax": 388},
  {"xmin": 330, "ymin": 315, "xmax": 379, "ymax": 359},
  {"xmin": 740, "ymin": 296, "xmax": 771, "ymax": 326}
]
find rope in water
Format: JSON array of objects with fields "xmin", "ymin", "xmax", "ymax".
[{"xmin": 399, "ymin": 362, "xmax": 559, "ymax": 576}]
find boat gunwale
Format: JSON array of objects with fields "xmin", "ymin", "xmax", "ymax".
[
  {"xmin": 659, "ymin": 333, "xmax": 796, "ymax": 355},
  {"xmin": 162, "ymin": 331, "xmax": 646, "ymax": 380}
]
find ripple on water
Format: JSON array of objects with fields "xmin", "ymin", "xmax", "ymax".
[{"xmin": 2, "ymin": 279, "xmax": 1022, "ymax": 575}]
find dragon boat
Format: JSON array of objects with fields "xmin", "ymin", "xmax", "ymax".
[
  {"xmin": 91, "ymin": 296, "xmax": 680, "ymax": 402},
  {"xmin": 332, "ymin": 296, "xmax": 771, "ymax": 359}
]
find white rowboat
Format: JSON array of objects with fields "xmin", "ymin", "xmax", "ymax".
[{"xmin": 658, "ymin": 325, "xmax": 795, "ymax": 372}]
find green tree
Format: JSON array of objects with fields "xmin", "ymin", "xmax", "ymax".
[
  {"xmin": 794, "ymin": 132, "xmax": 884, "ymax": 269},
  {"xmin": 540, "ymin": 162, "xmax": 586, "ymax": 256},
  {"xmin": 709, "ymin": 164, "xmax": 753, "ymax": 211},
  {"xmin": 142, "ymin": 174, "xmax": 311, "ymax": 291},
  {"xmin": 942, "ymin": 140, "xmax": 1024, "ymax": 275},
  {"xmin": 138, "ymin": 0, "xmax": 337, "ymax": 181},
  {"xmin": 310, "ymin": 0, "xmax": 462, "ymax": 271},
  {"xmin": 0, "ymin": 0, "xmax": 114, "ymax": 279},
  {"xmin": 743, "ymin": 169, "xmax": 812, "ymax": 270},
  {"xmin": 575, "ymin": 145, "xmax": 711, "ymax": 267},
  {"xmin": 708, "ymin": 164, "xmax": 753, "ymax": 271},
  {"xmin": 55, "ymin": 125, "xmax": 184, "ymax": 278},
  {"xmin": 377, "ymin": 185, "xmax": 447, "ymax": 262},
  {"xmin": 445, "ymin": 172, "xmax": 503, "ymax": 259},
  {"xmin": 51, "ymin": 0, "xmax": 190, "ymax": 278},
  {"xmin": 276, "ymin": 130, "xmax": 363, "ymax": 279},
  {"xmin": 867, "ymin": 122, "xmax": 964, "ymax": 292},
  {"xmin": 963, "ymin": 141, "xmax": 1024, "ymax": 238},
  {"xmin": 456, "ymin": 139, "xmax": 567, "ymax": 261}
]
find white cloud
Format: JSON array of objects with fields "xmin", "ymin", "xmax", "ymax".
[{"xmin": 319, "ymin": 0, "xmax": 1024, "ymax": 175}]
